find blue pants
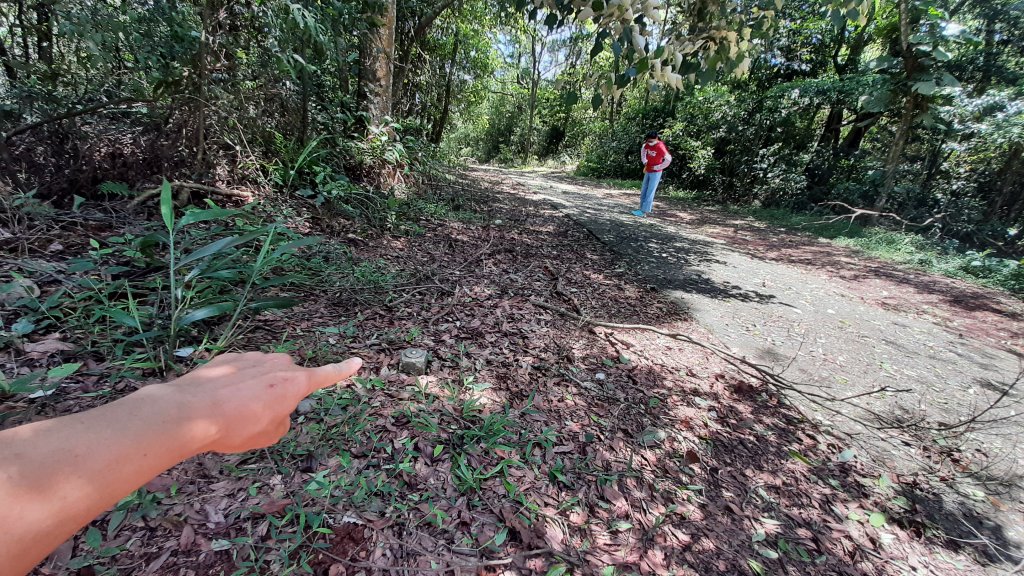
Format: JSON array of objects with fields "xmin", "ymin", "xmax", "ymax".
[{"xmin": 639, "ymin": 171, "xmax": 662, "ymax": 213}]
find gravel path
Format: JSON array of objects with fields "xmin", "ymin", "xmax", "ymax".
[{"xmin": 491, "ymin": 166, "xmax": 1024, "ymax": 561}]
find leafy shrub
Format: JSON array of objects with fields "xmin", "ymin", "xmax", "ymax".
[{"xmin": 11, "ymin": 182, "xmax": 317, "ymax": 373}]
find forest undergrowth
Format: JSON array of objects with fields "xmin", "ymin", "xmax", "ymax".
[{"xmin": 1, "ymin": 176, "xmax": 1011, "ymax": 576}]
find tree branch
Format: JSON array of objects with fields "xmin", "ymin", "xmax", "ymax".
[
  {"xmin": 814, "ymin": 201, "xmax": 944, "ymax": 229},
  {"xmin": 3, "ymin": 96, "xmax": 149, "ymax": 141},
  {"xmin": 128, "ymin": 181, "xmax": 254, "ymax": 207}
]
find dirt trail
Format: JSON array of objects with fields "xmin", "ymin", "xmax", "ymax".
[{"xmin": 491, "ymin": 166, "xmax": 1024, "ymax": 548}]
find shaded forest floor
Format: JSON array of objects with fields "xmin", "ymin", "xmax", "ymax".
[{"xmin": 4, "ymin": 172, "xmax": 1019, "ymax": 575}]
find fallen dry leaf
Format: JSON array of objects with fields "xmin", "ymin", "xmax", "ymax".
[{"xmin": 22, "ymin": 339, "xmax": 75, "ymax": 358}]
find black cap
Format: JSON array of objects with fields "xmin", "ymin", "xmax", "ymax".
[{"xmin": 645, "ymin": 131, "xmax": 659, "ymax": 140}]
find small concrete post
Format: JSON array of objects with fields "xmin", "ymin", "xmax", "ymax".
[{"xmin": 400, "ymin": 348, "xmax": 428, "ymax": 376}]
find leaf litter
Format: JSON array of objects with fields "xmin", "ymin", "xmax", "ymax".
[{"xmin": 3, "ymin": 181, "xmax": 995, "ymax": 575}]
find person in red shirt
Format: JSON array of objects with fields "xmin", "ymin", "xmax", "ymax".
[{"xmin": 633, "ymin": 131, "xmax": 672, "ymax": 217}]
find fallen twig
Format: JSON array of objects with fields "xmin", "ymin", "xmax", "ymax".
[
  {"xmin": 129, "ymin": 181, "xmax": 254, "ymax": 207},
  {"xmin": 813, "ymin": 201, "xmax": 944, "ymax": 230}
]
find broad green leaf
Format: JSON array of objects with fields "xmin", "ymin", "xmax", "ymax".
[
  {"xmin": 160, "ymin": 179, "xmax": 174, "ymax": 233},
  {"xmin": 494, "ymin": 526, "xmax": 508, "ymax": 546},
  {"xmin": 847, "ymin": 510, "xmax": 863, "ymax": 521},
  {"xmin": 433, "ymin": 445, "xmax": 445, "ymax": 457},
  {"xmin": 591, "ymin": 92, "xmax": 603, "ymax": 111},
  {"xmin": 178, "ymin": 208, "xmax": 240, "ymax": 228},
  {"xmin": 752, "ymin": 530, "xmax": 766, "ymax": 542},
  {"xmin": 85, "ymin": 526, "xmax": 102, "ymax": 549},
  {"xmin": 747, "ymin": 558, "xmax": 765, "ymax": 575},
  {"xmin": 210, "ymin": 539, "xmax": 233, "ymax": 551},
  {"xmin": 869, "ymin": 512, "xmax": 886, "ymax": 527},
  {"xmin": 107, "ymin": 509, "xmax": 127, "ymax": 538},
  {"xmin": 837, "ymin": 448, "xmax": 855, "ymax": 462},
  {"xmin": 912, "ymin": 80, "xmax": 937, "ymax": 95},
  {"xmin": 11, "ymin": 317, "xmax": 35, "ymax": 336},
  {"xmin": 600, "ymin": 568, "xmax": 616, "ymax": 576},
  {"xmin": 758, "ymin": 547, "xmax": 779, "ymax": 559},
  {"xmin": 933, "ymin": 46, "xmax": 951, "ymax": 61},
  {"xmin": 177, "ymin": 302, "xmax": 237, "ymax": 327},
  {"xmin": 47, "ymin": 363, "xmax": 82, "ymax": 380}
]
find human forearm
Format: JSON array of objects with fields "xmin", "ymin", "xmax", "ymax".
[
  {"xmin": 0, "ymin": 352, "xmax": 361, "ymax": 576},
  {"xmin": 0, "ymin": 384, "xmax": 213, "ymax": 575}
]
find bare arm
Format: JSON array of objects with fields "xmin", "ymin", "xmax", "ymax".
[{"xmin": 0, "ymin": 352, "xmax": 361, "ymax": 576}]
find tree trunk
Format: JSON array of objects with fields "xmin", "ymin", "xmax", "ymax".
[
  {"xmin": 973, "ymin": 17, "xmax": 996, "ymax": 96},
  {"xmin": 300, "ymin": 66, "xmax": 311, "ymax": 147},
  {"xmin": 874, "ymin": 0, "xmax": 921, "ymax": 215},
  {"xmin": 34, "ymin": 0, "xmax": 53, "ymax": 69},
  {"xmin": 391, "ymin": 0, "xmax": 459, "ymax": 111},
  {"xmin": 17, "ymin": 0, "xmax": 30, "ymax": 65},
  {"xmin": 0, "ymin": 37, "xmax": 18, "ymax": 82},
  {"xmin": 987, "ymin": 143, "xmax": 1022, "ymax": 220},
  {"xmin": 431, "ymin": 34, "xmax": 459, "ymax": 144},
  {"xmin": 194, "ymin": 0, "xmax": 211, "ymax": 171},
  {"xmin": 875, "ymin": 96, "xmax": 915, "ymax": 214},
  {"xmin": 359, "ymin": 0, "xmax": 396, "ymax": 127},
  {"xmin": 918, "ymin": 136, "xmax": 949, "ymax": 200},
  {"xmin": 816, "ymin": 107, "xmax": 844, "ymax": 149},
  {"xmin": 524, "ymin": 30, "xmax": 542, "ymax": 159}
]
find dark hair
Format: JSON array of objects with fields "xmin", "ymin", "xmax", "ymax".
[{"xmin": 645, "ymin": 131, "xmax": 659, "ymax": 140}]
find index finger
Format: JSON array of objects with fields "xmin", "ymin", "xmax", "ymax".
[{"xmin": 305, "ymin": 357, "xmax": 363, "ymax": 394}]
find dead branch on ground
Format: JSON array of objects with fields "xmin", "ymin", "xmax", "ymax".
[
  {"xmin": 813, "ymin": 201, "xmax": 945, "ymax": 230},
  {"xmin": 129, "ymin": 181, "xmax": 254, "ymax": 207}
]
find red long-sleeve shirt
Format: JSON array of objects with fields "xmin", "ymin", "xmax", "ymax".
[{"xmin": 641, "ymin": 140, "xmax": 672, "ymax": 173}]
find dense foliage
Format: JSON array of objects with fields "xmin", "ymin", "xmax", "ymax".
[{"xmin": 455, "ymin": 0, "xmax": 1024, "ymax": 257}]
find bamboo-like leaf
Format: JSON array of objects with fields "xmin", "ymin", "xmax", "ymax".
[
  {"xmin": 177, "ymin": 302, "xmax": 237, "ymax": 326},
  {"xmin": 270, "ymin": 236, "xmax": 321, "ymax": 260},
  {"xmin": 176, "ymin": 231, "xmax": 263, "ymax": 270},
  {"xmin": 178, "ymin": 208, "xmax": 240, "ymax": 228},
  {"xmin": 98, "ymin": 307, "xmax": 143, "ymax": 330},
  {"xmin": 47, "ymin": 363, "xmax": 82, "ymax": 380},
  {"xmin": 246, "ymin": 297, "xmax": 300, "ymax": 311},
  {"xmin": 160, "ymin": 179, "xmax": 174, "ymax": 233}
]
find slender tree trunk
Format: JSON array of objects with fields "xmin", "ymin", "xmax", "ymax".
[
  {"xmin": 358, "ymin": 0, "xmax": 396, "ymax": 127},
  {"xmin": 987, "ymin": 143, "xmax": 1022, "ymax": 219},
  {"xmin": 300, "ymin": 67, "xmax": 311, "ymax": 147},
  {"xmin": 34, "ymin": 0, "xmax": 52, "ymax": 69},
  {"xmin": 816, "ymin": 107, "xmax": 844, "ymax": 149},
  {"xmin": 194, "ymin": 0, "xmax": 212, "ymax": 171},
  {"xmin": 431, "ymin": 33, "xmax": 459, "ymax": 144},
  {"xmin": 874, "ymin": 0, "xmax": 920, "ymax": 215},
  {"xmin": 875, "ymin": 96, "xmax": 915, "ymax": 214},
  {"xmin": 973, "ymin": 17, "xmax": 996, "ymax": 96},
  {"xmin": 525, "ymin": 30, "xmax": 542, "ymax": 159},
  {"xmin": 17, "ymin": 0, "xmax": 30, "ymax": 65},
  {"xmin": 0, "ymin": 37, "xmax": 17, "ymax": 82},
  {"xmin": 391, "ymin": 0, "xmax": 458, "ymax": 110}
]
